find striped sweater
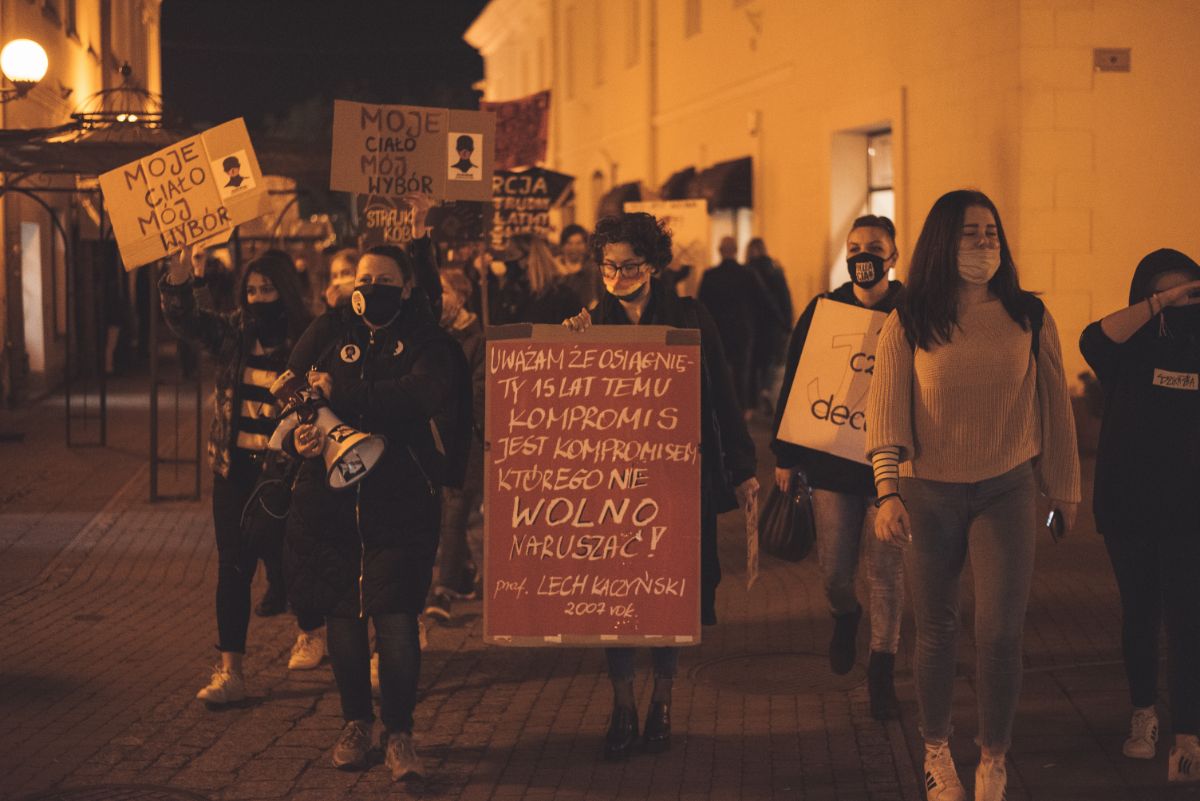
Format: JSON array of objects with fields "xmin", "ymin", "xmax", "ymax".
[{"xmin": 866, "ymin": 299, "xmax": 1081, "ymax": 502}]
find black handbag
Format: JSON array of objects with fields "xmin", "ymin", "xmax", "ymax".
[
  {"xmin": 240, "ymin": 451, "xmax": 300, "ymax": 555},
  {"xmin": 758, "ymin": 476, "xmax": 815, "ymax": 562}
]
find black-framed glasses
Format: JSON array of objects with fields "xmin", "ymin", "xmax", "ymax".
[{"xmin": 600, "ymin": 260, "xmax": 648, "ymax": 278}]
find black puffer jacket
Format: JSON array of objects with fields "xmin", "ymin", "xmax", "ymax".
[{"xmin": 283, "ymin": 297, "xmax": 464, "ymax": 618}]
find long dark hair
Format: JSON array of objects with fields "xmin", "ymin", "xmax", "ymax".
[
  {"xmin": 238, "ymin": 249, "xmax": 311, "ymax": 342},
  {"xmin": 902, "ymin": 189, "xmax": 1032, "ymax": 349}
]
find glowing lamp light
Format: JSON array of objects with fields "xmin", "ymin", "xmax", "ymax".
[{"xmin": 1, "ymin": 39, "xmax": 49, "ymax": 96}]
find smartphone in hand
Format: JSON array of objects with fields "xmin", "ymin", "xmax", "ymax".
[{"xmin": 1046, "ymin": 509, "xmax": 1065, "ymax": 542}]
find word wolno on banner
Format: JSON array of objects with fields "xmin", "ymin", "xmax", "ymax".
[
  {"xmin": 484, "ymin": 324, "xmax": 701, "ymax": 646},
  {"xmin": 776, "ymin": 299, "xmax": 887, "ymax": 465},
  {"xmin": 330, "ymin": 99, "xmax": 495, "ymax": 202},
  {"xmin": 98, "ymin": 118, "xmax": 270, "ymax": 271}
]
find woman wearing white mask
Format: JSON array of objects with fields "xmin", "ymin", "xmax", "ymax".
[{"xmin": 866, "ymin": 190, "xmax": 1080, "ymax": 801}]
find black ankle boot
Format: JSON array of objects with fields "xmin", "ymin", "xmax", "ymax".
[
  {"xmin": 867, "ymin": 650, "xmax": 900, "ymax": 720},
  {"xmin": 643, "ymin": 700, "xmax": 671, "ymax": 753},
  {"xmin": 604, "ymin": 704, "xmax": 639, "ymax": 760},
  {"xmin": 829, "ymin": 604, "xmax": 862, "ymax": 675}
]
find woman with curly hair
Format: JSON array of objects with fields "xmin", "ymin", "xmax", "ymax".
[{"xmin": 564, "ymin": 212, "xmax": 758, "ymax": 759}]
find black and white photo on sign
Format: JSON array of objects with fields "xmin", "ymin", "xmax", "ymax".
[
  {"xmin": 212, "ymin": 149, "xmax": 255, "ymax": 199},
  {"xmin": 448, "ymin": 132, "xmax": 481, "ymax": 181}
]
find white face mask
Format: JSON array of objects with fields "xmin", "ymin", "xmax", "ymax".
[{"xmin": 958, "ymin": 248, "xmax": 1001, "ymax": 285}]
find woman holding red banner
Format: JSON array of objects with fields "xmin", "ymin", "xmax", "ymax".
[
  {"xmin": 771, "ymin": 215, "xmax": 907, "ymax": 720},
  {"xmin": 563, "ymin": 212, "xmax": 758, "ymax": 760}
]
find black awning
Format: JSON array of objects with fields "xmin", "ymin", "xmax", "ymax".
[
  {"xmin": 596, "ymin": 181, "xmax": 642, "ymax": 219},
  {"xmin": 660, "ymin": 166, "xmax": 699, "ymax": 201},
  {"xmin": 698, "ymin": 156, "xmax": 752, "ymax": 209}
]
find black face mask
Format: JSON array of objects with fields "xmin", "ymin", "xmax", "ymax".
[
  {"xmin": 246, "ymin": 300, "xmax": 288, "ymax": 345},
  {"xmin": 352, "ymin": 283, "xmax": 406, "ymax": 327},
  {"xmin": 847, "ymin": 252, "xmax": 888, "ymax": 288}
]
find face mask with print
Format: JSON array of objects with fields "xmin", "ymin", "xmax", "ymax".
[
  {"xmin": 847, "ymin": 252, "xmax": 888, "ymax": 288},
  {"xmin": 352, "ymin": 284, "xmax": 406, "ymax": 326},
  {"xmin": 957, "ymin": 248, "xmax": 1001, "ymax": 285}
]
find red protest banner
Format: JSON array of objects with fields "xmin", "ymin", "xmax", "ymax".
[
  {"xmin": 484, "ymin": 324, "xmax": 702, "ymax": 646},
  {"xmin": 480, "ymin": 90, "xmax": 550, "ymax": 170}
]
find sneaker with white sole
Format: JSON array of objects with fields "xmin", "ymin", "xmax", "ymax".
[
  {"xmin": 974, "ymin": 757, "xmax": 1007, "ymax": 801},
  {"xmin": 331, "ymin": 720, "xmax": 372, "ymax": 770},
  {"xmin": 423, "ymin": 591, "xmax": 452, "ymax": 622},
  {"xmin": 287, "ymin": 631, "xmax": 326, "ymax": 670},
  {"xmin": 195, "ymin": 666, "xmax": 245, "ymax": 705},
  {"xmin": 1123, "ymin": 707, "xmax": 1158, "ymax": 759},
  {"xmin": 923, "ymin": 743, "xmax": 966, "ymax": 801},
  {"xmin": 1168, "ymin": 735, "xmax": 1200, "ymax": 783},
  {"xmin": 384, "ymin": 730, "xmax": 424, "ymax": 780}
]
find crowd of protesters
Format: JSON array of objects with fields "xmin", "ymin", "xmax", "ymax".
[{"xmin": 161, "ymin": 192, "xmax": 1200, "ymax": 795}]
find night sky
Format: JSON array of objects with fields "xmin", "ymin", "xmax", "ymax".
[{"xmin": 160, "ymin": 1, "xmax": 488, "ymax": 140}]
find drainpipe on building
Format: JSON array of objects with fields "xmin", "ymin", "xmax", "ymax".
[{"xmin": 646, "ymin": 0, "xmax": 658, "ymax": 189}]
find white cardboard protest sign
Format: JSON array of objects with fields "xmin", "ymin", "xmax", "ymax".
[
  {"xmin": 624, "ymin": 199, "xmax": 710, "ymax": 297},
  {"xmin": 99, "ymin": 118, "xmax": 269, "ymax": 271},
  {"xmin": 776, "ymin": 299, "xmax": 887, "ymax": 465},
  {"xmin": 330, "ymin": 100, "xmax": 496, "ymax": 202}
]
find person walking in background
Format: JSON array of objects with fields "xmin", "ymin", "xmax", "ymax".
[
  {"xmin": 867, "ymin": 190, "xmax": 1080, "ymax": 801},
  {"xmin": 747, "ymin": 237, "xmax": 793, "ymax": 414},
  {"xmin": 557, "ymin": 223, "xmax": 600, "ymax": 310},
  {"xmin": 323, "ymin": 248, "xmax": 360, "ymax": 310},
  {"xmin": 1079, "ymin": 248, "xmax": 1200, "ymax": 784},
  {"xmin": 424, "ymin": 270, "xmax": 485, "ymax": 623},
  {"xmin": 772, "ymin": 215, "xmax": 905, "ymax": 720},
  {"xmin": 698, "ymin": 236, "xmax": 774, "ymax": 417},
  {"xmin": 563, "ymin": 213, "xmax": 758, "ymax": 760},
  {"xmin": 489, "ymin": 234, "xmax": 582, "ymax": 325},
  {"xmin": 161, "ymin": 248, "xmax": 326, "ymax": 706}
]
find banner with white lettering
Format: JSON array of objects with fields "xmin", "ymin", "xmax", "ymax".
[
  {"xmin": 484, "ymin": 324, "xmax": 702, "ymax": 646},
  {"xmin": 98, "ymin": 118, "xmax": 270, "ymax": 271},
  {"xmin": 330, "ymin": 100, "xmax": 496, "ymax": 202},
  {"xmin": 776, "ymin": 299, "xmax": 887, "ymax": 464}
]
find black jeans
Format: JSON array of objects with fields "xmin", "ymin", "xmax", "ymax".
[
  {"xmin": 1104, "ymin": 531, "xmax": 1200, "ymax": 734},
  {"xmin": 211, "ymin": 453, "xmax": 323, "ymax": 653},
  {"xmin": 327, "ymin": 613, "xmax": 421, "ymax": 733}
]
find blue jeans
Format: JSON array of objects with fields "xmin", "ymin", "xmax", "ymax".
[
  {"xmin": 810, "ymin": 488, "xmax": 905, "ymax": 653},
  {"xmin": 326, "ymin": 613, "xmax": 421, "ymax": 733},
  {"xmin": 605, "ymin": 647, "xmax": 679, "ymax": 681},
  {"xmin": 901, "ymin": 461, "xmax": 1036, "ymax": 751}
]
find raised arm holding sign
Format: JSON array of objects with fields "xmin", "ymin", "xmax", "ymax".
[{"xmin": 98, "ymin": 119, "xmax": 270, "ymax": 271}]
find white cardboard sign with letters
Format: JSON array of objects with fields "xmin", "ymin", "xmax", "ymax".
[{"xmin": 776, "ymin": 299, "xmax": 887, "ymax": 465}]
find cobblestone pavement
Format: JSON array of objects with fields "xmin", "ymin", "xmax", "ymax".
[{"xmin": 1, "ymin": 381, "xmax": 1198, "ymax": 801}]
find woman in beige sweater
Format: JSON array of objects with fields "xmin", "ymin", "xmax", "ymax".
[{"xmin": 866, "ymin": 190, "xmax": 1080, "ymax": 801}]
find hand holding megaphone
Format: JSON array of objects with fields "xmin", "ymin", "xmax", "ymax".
[{"xmin": 294, "ymin": 423, "xmax": 324, "ymax": 458}]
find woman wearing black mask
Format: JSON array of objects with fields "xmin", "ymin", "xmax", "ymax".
[
  {"xmin": 160, "ymin": 248, "xmax": 325, "ymax": 705},
  {"xmin": 284, "ymin": 245, "xmax": 465, "ymax": 782},
  {"xmin": 771, "ymin": 215, "xmax": 906, "ymax": 719},
  {"xmin": 1080, "ymin": 249, "xmax": 1200, "ymax": 784}
]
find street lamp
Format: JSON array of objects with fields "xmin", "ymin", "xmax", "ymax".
[{"xmin": 1, "ymin": 38, "xmax": 49, "ymax": 103}]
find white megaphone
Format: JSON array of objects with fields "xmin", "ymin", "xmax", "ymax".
[{"xmin": 267, "ymin": 370, "xmax": 387, "ymax": 490}]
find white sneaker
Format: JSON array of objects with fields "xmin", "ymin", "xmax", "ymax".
[
  {"xmin": 196, "ymin": 665, "xmax": 245, "ymax": 705},
  {"xmin": 1123, "ymin": 707, "xmax": 1158, "ymax": 759},
  {"xmin": 1168, "ymin": 735, "xmax": 1200, "ymax": 783},
  {"xmin": 287, "ymin": 631, "xmax": 326, "ymax": 670},
  {"xmin": 370, "ymin": 651, "xmax": 381, "ymax": 697},
  {"xmin": 923, "ymin": 743, "xmax": 966, "ymax": 801},
  {"xmin": 974, "ymin": 757, "xmax": 1007, "ymax": 801}
]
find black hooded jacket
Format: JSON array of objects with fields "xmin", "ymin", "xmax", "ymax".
[
  {"xmin": 283, "ymin": 295, "xmax": 465, "ymax": 617},
  {"xmin": 1079, "ymin": 248, "xmax": 1200, "ymax": 537},
  {"xmin": 772, "ymin": 280, "xmax": 904, "ymax": 495}
]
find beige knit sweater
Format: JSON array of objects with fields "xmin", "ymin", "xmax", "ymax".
[{"xmin": 866, "ymin": 300, "xmax": 1081, "ymax": 502}]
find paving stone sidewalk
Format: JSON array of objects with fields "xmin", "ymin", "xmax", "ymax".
[{"xmin": 1, "ymin": 383, "xmax": 1197, "ymax": 801}]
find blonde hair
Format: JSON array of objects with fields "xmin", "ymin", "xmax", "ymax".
[{"xmin": 525, "ymin": 237, "xmax": 560, "ymax": 296}]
